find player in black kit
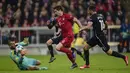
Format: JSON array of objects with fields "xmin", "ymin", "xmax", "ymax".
[
  {"xmin": 79, "ymin": 6, "xmax": 128, "ymax": 69},
  {"xmin": 46, "ymin": 18, "xmax": 62, "ymax": 63}
]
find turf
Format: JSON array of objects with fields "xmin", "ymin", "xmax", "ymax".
[{"xmin": 0, "ymin": 53, "xmax": 129, "ymax": 73}]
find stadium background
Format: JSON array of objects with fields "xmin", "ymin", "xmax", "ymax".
[{"xmin": 0, "ymin": 0, "xmax": 130, "ymax": 73}]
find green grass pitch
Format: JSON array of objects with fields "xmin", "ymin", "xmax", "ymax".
[{"xmin": 0, "ymin": 53, "xmax": 129, "ymax": 73}]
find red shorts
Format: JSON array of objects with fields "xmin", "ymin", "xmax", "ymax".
[{"xmin": 61, "ymin": 36, "xmax": 74, "ymax": 48}]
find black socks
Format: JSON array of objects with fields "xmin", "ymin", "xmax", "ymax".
[
  {"xmin": 84, "ymin": 50, "xmax": 90, "ymax": 65},
  {"xmin": 47, "ymin": 45, "xmax": 54, "ymax": 57},
  {"xmin": 111, "ymin": 51, "xmax": 125, "ymax": 59}
]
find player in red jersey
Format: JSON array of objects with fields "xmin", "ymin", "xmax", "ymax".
[{"xmin": 53, "ymin": 6, "xmax": 82, "ymax": 69}]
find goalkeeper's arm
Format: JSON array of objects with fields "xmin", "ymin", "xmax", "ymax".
[
  {"xmin": 18, "ymin": 38, "xmax": 29, "ymax": 46},
  {"xmin": 19, "ymin": 49, "xmax": 27, "ymax": 64}
]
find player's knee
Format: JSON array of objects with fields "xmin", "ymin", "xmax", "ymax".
[
  {"xmin": 56, "ymin": 43, "xmax": 63, "ymax": 51},
  {"xmin": 36, "ymin": 60, "xmax": 41, "ymax": 65},
  {"xmin": 106, "ymin": 49, "xmax": 113, "ymax": 55},
  {"xmin": 46, "ymin": 39, "xmax": 52, "ymax": 45},
  {"xmin": 56, "ymin": 46, "xmax": 60, "ymax": 50}
]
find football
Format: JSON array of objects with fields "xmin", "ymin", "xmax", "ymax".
[{"xmin": 21, "ymin": 49, "xmax": 28, "ymax": 56}]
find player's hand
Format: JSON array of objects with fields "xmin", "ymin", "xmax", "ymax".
[
  {"xmin": 46, "ymin": 20, "xmax": 50, "ymax": 25},
  {"xmin": 23, "ymin": 37, "xmax": 29, "ymax": 44},
  {"xmin": 21, "ymin": 49, "xmax": 28, "ymax": 56},
  {"xmin": 47, "ymin": 17, "xmax": 55, "ymax": 25},
  {"xmin": 51, "ymin": 17, "xmax": 55, "ymax": 21}
]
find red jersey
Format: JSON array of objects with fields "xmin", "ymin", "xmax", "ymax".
[{"xmin": 56, "ymin": 13, "xmax": 74, "ymax": 38}]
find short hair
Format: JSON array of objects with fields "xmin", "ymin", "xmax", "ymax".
[
  {"xmin": 8, "ymin": 37, "xmax": 16, "ymax": 45},
  {"xmin": 53, "ymin": 5, "xmax": 63, "ymax": 11},
  {"xmin": 88, "ymin": 5, "xmax": 96, "ymax": 11},
  {"xmin": 8, "ymin": 37, "xmax": 16, "ymax": 41}
]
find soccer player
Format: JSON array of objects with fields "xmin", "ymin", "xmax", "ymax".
[
  {"xmin": 71, "ymin": 23, "xmax": 90, "ymax": 68},
  {"xmin": 53, "ymin": 5, "xmax": 82, "ymax": 69},
  {"xmin": 73, "ymin": 31, "xmax": 90, "ymax": 68},
  {"xmin": 46, "ymin": 17, "xmax": 62, "ymax": 63},
  {"xmin": 8, "ymin": 38, "xmax": 48, "ymax": 70},
  {"xmin": 71, "ymin": 23, "xmax": 84, "ymax": 60},
  {"xmin": 79, "ymin": 6, "xmax": 128, "ymax": 69},
  {"xmin": 46, "ymin": 20, "xmax": 87, "ymax": 63}
]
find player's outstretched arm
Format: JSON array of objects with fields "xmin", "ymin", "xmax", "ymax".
[
  {"xmin": 80, "ymin": 21, "xmax": 93, "ymax": 31},
  {"xmin": 17, "ymin": 38, "xmax": 29, "ymax": 46}
]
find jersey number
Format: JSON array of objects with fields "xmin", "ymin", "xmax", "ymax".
[{"xmin": 99, "ymin": 20, "xmax": 105, "ymax": 30}]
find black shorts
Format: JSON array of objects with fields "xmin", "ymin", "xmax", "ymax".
[
  {"xmin": 51, "ymin": 35, "xmax": 62, "ymax": 44},
  {"xmin": 87, "ymin": 34, "xmax": 110, "ymax": 52}
]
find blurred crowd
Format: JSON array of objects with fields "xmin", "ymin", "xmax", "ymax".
[
  {"xmin": 0, "ymin": 0, "xmax": 130, "ymax": 52},
  {"xmin": 0, "ymin": 0, "xmax": 128, "ymax": 28}
]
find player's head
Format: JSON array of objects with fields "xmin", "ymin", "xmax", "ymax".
[
  {"xmin": 8, "ymin": 40, "xmax": 16, "ymax": 50},
  {"xmin": 8, "ymin": 37, "xmax": 16, "ymax": 50},
  {"xmin": 88, "ymin": 5, "xmax": 96, "ymax": 15},
  {"xmin": 53, "ymin": 5, "xmax": 64, "ymax": 16}
]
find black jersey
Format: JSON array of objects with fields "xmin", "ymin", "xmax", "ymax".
[
  {"xmin": 87, "ymin": 14, "xmax": 110, "ymax": 52},
  {"xmin": 47, "ymin": 20, "xmax": 61, "ymax": 37},
  {"xmin": 89, "ymin": 14, "xmax": 107, "ymax": 35}
]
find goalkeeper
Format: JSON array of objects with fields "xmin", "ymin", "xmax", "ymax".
[{"xmin": 8, "ymin": 37, "xmax": 48, "ymax": 70}]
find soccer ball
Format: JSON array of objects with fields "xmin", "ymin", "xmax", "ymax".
[{"xmin": 21, "ymin": 49, "xmax": 27, "ymax": 56}]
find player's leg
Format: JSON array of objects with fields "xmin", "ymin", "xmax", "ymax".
[
  {"xmin": 27, "ymin": 66, "xmax": 39, "ymax": 70},
  {"xmin": 56, "ymin": 37, "xmax": 77, "ymax": 69},
  {"xmin": 35, "ymin": 60, "xmax": 41, "ymax": 65},
  {"xmin": 56, "ymin": 43, "xmax": 77, "ymax": 69},
  {"xmin": 83, "ymin": 48, "xmax": 90, "ymax": 67},
  {"xmin": 27, "ymin": 66, "xmax": 48, "ymax": 70},
  {"xmin": 46, "ymin": 38, "xmax": 56, "ymax": 63},
  {"xmin": 71, "ymin": 34, "xmax": 77, "ymax": 58},
  {"xmin": 97, "ymin": 35, "xmax": 128, "ymax": 66},
  {"xmin": 24, "ymin": 58, "xmax": 48, "ymax": 70},
  {"xmin": 75, "ymin": 48, "xmax": 84, "ymax": 59},
  {"xmin": 70, "ymin": 41, "xmax": 76, "ymax": 59},
  {"xmin": 71, "ymin": 47, "xmax": 84, "ymax": 61},
  {"xmin": 104, "ymin": 48, "xmax": 128, "ymax": 66},
  {"xmin": 71, "ymin": 47, "xmax": 76, "ymax": 58},
  {"xmin": 71, "ymin": 34, "xmax": 83, "ymax": 59},
  {"xmin": 106, "ymin": 49, "xmax": 128, "ymax": 66},
  {"xmin": 80, "ymin": 36, "xmax": 98, "ymax": 69},
  {"xmin": 80, "ymin": 43, "xmax": 91, "ymax": 69},
  {"xmin": 33, "ymin": 60, "xmax": 48, "ymax": 70},
  {"xmin": 74, "ymin": 46, "xmax": 84, "ymax": 60},
  {"xmin": 125, "ymin": 40, "xmax": 130, "ymax": 52},
  {"xmin": 71, "ymin": 40, "xmax": 84, "ymax": 60},
  {"xmin": 71, "ymin": 45, "xmax": 84, "ymax": 60}
]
